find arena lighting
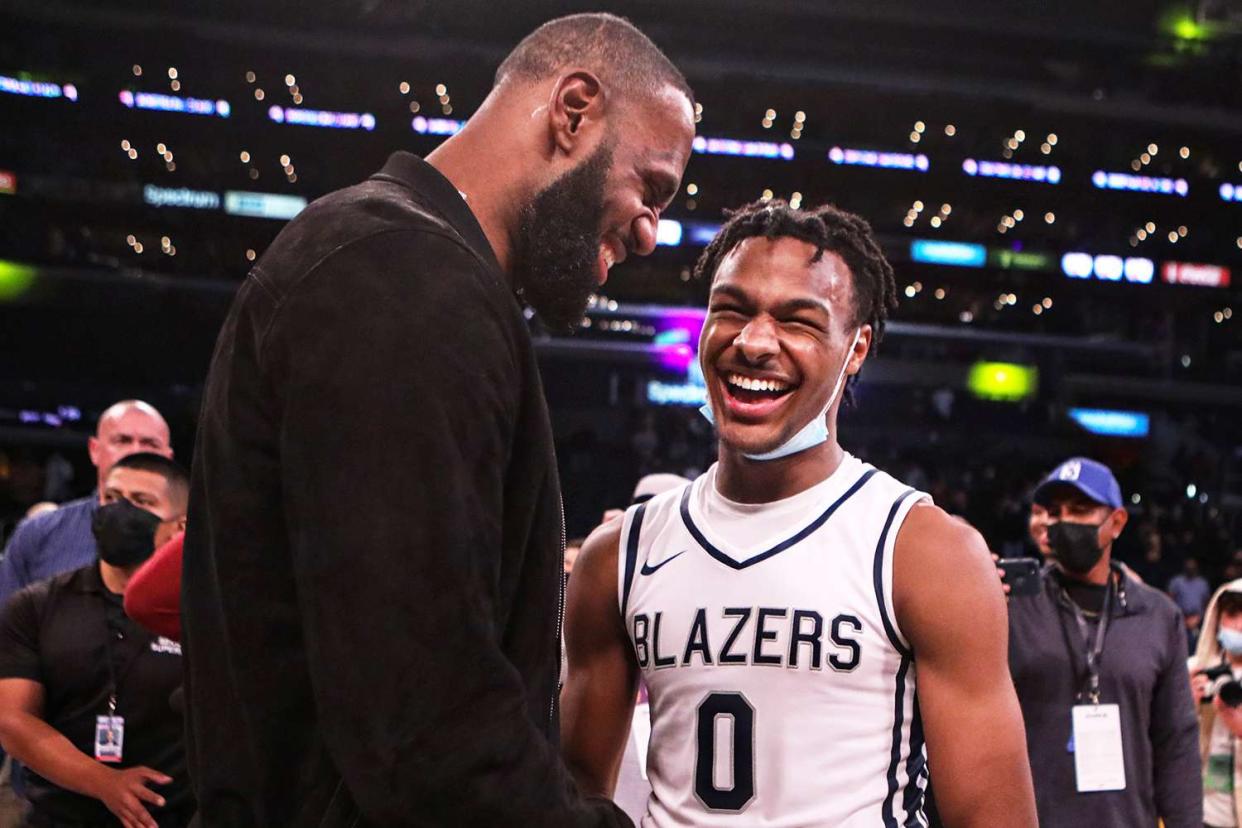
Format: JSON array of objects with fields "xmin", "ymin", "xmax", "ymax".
[
  {"xmin": 1061, "ymin": 252, "xmax": 1093, "ymax": 279},
  {"xmin": 988, "ymin": 249, "xmax": 1054, "ymax": 271},
  {"xmin": 119, "ymin": 90, "xmax": 229, "ymax": 117},
  {"xmin": 269, "ymin": 106, "xmax": 375, "ymax": 130},
  {"xmin": 656, "ymin": 219, "xmax": 683, "ymax": 247},
  {"xmin": 411, "ymin": 116, "xmax": 465, "ymax": 135},
  {"xmin": 0, "ymin": 171, "xmax": 15, "ymax": 194},
  {"xmin": 653, "ymin": 310, "xmax": 707, "ymax": 373},
  {"xmin": 1124, "ymin": 257, "xmax": 1154, "ymax": 284},
  {"xmin": 685, "ymin": 221, "xmax": 723, "ymax": 246},
  {"xmin": 967, "ymin": 361, "xmax": 1038, "ymax": 402},
  {"xmin": 0, "ymin": 260, "xmax": 38, "ymax": 302},
  {"xmin": 1061, "ymin": 252, "xmax": 1153, "ymax": 284},
  {"xmin": 1162, "ymin": 261, "xmax": 1232, "ymax": 288},
  {"xmin": 1220, "ymin": 183, "xmax": 1242, "ymax": 203},
  {"xmin": 827, "ymin": 146, "xmax": 929, "ymax": 172},
  {"xmin": 16, "ymin": 406, "xmax": 80, "ymax": 428},
  {"xmin": 692, "ymin": 136, "xmax": 795, "ymax": 160},
  {"xmin": 143, "ymin": 185, "xmax": 220, "ymax": 210},
  {"xmin": 961, "ymin": 159, "xmax": 1061, "ymax": 184},
  {"xmin": 223, "ymin": 191, "xmax": 307, "ymax": 220},
  {"xmin": 1091, "ymin": 170, "xmax": 1188, "ymax": 196},
  {"xmin": 910, "ymin": 240, "xmax": 986, "ymax": 268},
  {"xmin": 1, "ymin": 75, "xmax": 77, "ymax": 101},
  {"xmin": 1068, "ymin": 408, "xmax": 1150, "ymax": 438}
]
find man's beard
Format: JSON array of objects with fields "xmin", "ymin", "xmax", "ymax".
[{"xmin": 512, "ymin": 141, "xmax": 614, "ymax": 331}]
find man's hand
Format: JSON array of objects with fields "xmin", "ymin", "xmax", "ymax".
[
  {"xmin": 89, "ymin": 765, "xmax": 171, "ymax": 828},
  {"xmin": 1190, "ymin": 669, "xmax": 1210, "ymax": 706},
  {"xmin": 991, "ymin": 553, "xmax": 1010, "ymax": 595}
]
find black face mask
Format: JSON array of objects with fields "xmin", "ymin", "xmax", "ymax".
[
  {"xmin": 92, "ymin": 500, "xmax": 161, "ymax": 568},
  {"xmin": 1047, "ymin": 520, "xmax": 1106, "ymax": 574}
]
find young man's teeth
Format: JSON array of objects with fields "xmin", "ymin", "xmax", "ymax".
[
  {"xmin": 601, "ymin": 246, "xmax": 615, "ymax": 270},
  {"xmin": 728, "ymin": 374, "xmax": 788, "ymax": 393}
]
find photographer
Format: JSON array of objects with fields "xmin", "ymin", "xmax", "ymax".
[
  {"xmin": 1189, "ymin": 581, "xmax": 1242, "ymax": 827},
  {"xmin": 1007, "ymin": 457, "xmax": 1202, "ymax": 827}
]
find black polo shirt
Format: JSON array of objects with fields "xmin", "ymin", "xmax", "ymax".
[{"xmin": 0, "ymin": 564, "xmax": 191, "ymax": 824}]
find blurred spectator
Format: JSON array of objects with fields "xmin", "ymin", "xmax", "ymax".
[
  {"xmin": 1131, "ymin": 529, "xmax": 1176, "ymax": 590},
  {"xmin": 1007, "ymin": 457, "xmax": 1201, "ymax": 827},
  {"xmin": 0, "ymin": 453, "xmax": 191, "ymax": 827},
  {"xmin": 0, "ymin": 401, "xmax": 173, "ymax": 608},
  {"xmin": 1169, "ymin": 557, "xmax": 1212, "ymax": 621},
  {"xmin": 1188, "ymin": 582, "xmax": 1242, "ymax": 828}
]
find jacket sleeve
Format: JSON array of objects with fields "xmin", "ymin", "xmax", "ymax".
[
  {"xmin": 1150, "ymin": 603, "xmax": 1204, "ymax": 828},
  {"xmin": 264, "ymin": 231, "xmax": 630, "ymax": 827},
  {"xmin": 124, "ymin": 533, "xmax": 184, "ymax": 641}
]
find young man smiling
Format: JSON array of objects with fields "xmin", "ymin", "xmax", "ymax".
[{"xmin": 561, "ymin": 201, "xmax": 1036, "ymax": 827}]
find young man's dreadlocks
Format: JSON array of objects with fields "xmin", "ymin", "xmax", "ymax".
[{"xmin": 692, "ymin": 199, "xmax": 899, "ymax": 401}]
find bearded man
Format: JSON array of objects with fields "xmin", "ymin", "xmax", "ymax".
[{"xmin": 182, "ymin": 13, "xmax": 695, "ymax": 827}]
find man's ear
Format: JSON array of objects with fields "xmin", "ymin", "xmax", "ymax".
[
  {"xmin": 847, "ymin": 324, "xmax": 872, "ymax": 375},
  {"xmin": 1108, "ymin": 507, "xmax": 1129, "ymax": 540},
  {"xmin": 547, "ymin": 70, "xmax": 605, "ymax": 156}
]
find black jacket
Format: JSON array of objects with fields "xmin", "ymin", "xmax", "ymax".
[
  {"xmin": 1007, "ymin": 563, "xmax": 1202, "ymax": 827},
  {"xmin": 183, "ymin": 152, "xmax": 629, "ymax": 827}
]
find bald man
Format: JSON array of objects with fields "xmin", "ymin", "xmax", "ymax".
[{"xmin": 0, "ymin": 400, "xmax": 172, "ymax": 606}]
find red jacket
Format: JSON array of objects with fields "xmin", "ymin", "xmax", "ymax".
[{"xmin": 124, "ymin": 532, "xmax": 183, "ymax": 641}]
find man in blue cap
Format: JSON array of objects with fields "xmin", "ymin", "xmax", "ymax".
[{"xmin": 1007, "ymin": 456, "xmax": 1202, "ymax": 827}]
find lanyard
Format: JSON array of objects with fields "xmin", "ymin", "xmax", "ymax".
[
  {"xmin": 1057, "ymin": 574, "xmax": 1114, "ymax": 705},
  {"xmin": 100, "ymin": 601, "xmax": 143, "ymax": 716}
]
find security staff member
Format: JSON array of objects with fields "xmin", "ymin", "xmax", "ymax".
[
  {"xmin": 0, "ymin": 453, "xmax": 191, "ymax": 828},
  {"xmin": 1007, "ymin": 457, "xmax": 1201, "ymax": 827}
]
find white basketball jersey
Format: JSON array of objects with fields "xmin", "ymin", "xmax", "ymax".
[{"xmin": 618, "ymin": 453, "xmax": 931, "ymax": 828}]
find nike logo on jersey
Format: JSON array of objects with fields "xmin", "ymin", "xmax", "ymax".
[{"xmin": 640, "ymin": 550, "xmax": 686, "ymax": 576}]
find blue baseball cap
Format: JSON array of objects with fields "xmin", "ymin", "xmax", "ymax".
[{"xmin": 1033, "ymin": 457, "xmax": 1123, "ymax": 509}]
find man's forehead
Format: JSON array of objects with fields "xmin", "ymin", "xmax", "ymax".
[
  {"xmin": 625, "ymin": 87, "xmax": 694, "ymax": 150},
  {"xmin": 1041, "ymin": 484, "xmax": 1105, "ymax": 509},
  {"xmin": 106, "ymin": 467, "xmax": 167, "ymax": 494},
  {"xmin": 715, "ymin": 238, "xmax": 847, "ymax": 299}
]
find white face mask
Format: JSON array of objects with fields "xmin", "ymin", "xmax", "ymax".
[{"xmin": 700, "ymin": 328, "xmax": 860, "ymax": 462}]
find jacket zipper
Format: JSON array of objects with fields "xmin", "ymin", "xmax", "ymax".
[{"xmin": 550, "ymin": 495, "xmax": 566, "ymax": 730}]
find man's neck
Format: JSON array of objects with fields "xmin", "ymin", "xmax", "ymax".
[
  {"xmin": 714, "ymin": 439, "xmax": 845, "ymax": 504},
  {"xmin": 1056, "ymin": 549, "xmax": 1113, "ymax": 586},
  {"xmin": 425, "ymin": 113, "xmax": 527, "ymax": 277},
  {"xmin": 98, "ymin": 562, "xmax": 132, "ymax": 596}
]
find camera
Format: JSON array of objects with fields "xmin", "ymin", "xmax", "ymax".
[{"xmin": 1199, "ymin": 662, "xmax": 1242, "ymax": 707}]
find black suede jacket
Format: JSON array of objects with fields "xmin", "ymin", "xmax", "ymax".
[{"xmin": 182, "ymin": 152, "xmax": 629, "ymax": 827}]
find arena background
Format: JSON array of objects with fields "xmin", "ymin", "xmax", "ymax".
[{"xmin": 0, "ymin": 0, "xmax": 1239, "ymax": 584}]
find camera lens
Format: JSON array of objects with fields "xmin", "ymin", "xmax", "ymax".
[{"xmin": 1219, "ymin": 680, "xmax": 1242, "ymax": 708}]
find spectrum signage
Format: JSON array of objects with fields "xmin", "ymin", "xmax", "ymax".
[
  {"xmin": 143, "ymin": 185, "xmax": 220, "ymax": 210},
  {"xmin": 223, "ymin": 191, "xmax": 307, "ymax": 220},
  {"xmin": 1161, "ymin": 262, "xmax": 1231, "ymax": 288}
]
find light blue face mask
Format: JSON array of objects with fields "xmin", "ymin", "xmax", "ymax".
[
  {"xmin": 700, "ymin": 328, "xmax": 860, "ymax": 462},
  {"xmin": 1219, "ymin": 627, "xmax": 1242, "ymax": 656}
]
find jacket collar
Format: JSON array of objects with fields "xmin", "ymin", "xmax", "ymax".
[
  {"xmin": 1045, "ymin": 561, "xmax": 1148, "ymax": 618},
  {"xmin": 372, "ymin": 151, "xmax": 503, "ymax": 277}
]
